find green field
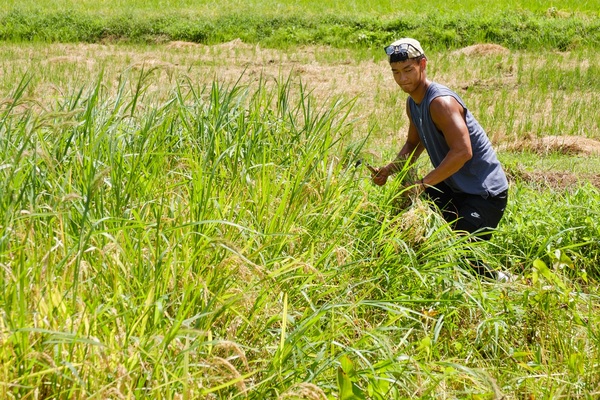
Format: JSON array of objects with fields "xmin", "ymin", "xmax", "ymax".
[
  {"xmin": 1, "ymin": 1, "xmax": 600, "ymax": 399},
  {"xmin": 2, "ymin": 0, "xmax": 600, "ymax": 50},
  {"xmin": 4, "ymin": 0, "xmax": 600, "ymax": 13}
]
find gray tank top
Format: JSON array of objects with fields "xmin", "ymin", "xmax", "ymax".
[{"xmin": 408, "ymin": 82, "xmax": 508, "ymax": 197}]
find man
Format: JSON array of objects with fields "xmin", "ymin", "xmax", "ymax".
[{"xmin": 372, "ymin": 38, "xmax": 510, "ymax": 280}]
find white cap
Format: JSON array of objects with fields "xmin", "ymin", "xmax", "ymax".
[{"xmin": 387, "ymin": 38, "xmax": 425, "ymax": 59}]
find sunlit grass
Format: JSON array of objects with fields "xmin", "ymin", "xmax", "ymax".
[
  {"xmin": 1, "ymin": 59, "xmax": 599, "ymax": 398},
  {"xmin": 4, "ymin": 0, "xmax": 599, "ymax": 15},
  {"xmin": 2, "ymin": 1, "xmax": 599, "ymax": 50},
  {"xmin": 1, "ymin": 43, "xmax": 600, "ymax": 150}
]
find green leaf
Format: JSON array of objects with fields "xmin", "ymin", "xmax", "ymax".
[
  {"xmin": 337, "ymin": 356, "xmax": 366, "ymax": 400},
  {"xmin": 533, "ymin": 258, "xmax": 567, "ymax": 291}
]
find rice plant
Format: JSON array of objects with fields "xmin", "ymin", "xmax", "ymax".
[{"xmin": 1, "ymin": 67, "xmax": 599, "ymax": 399}]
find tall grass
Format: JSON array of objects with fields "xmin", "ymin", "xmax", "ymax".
[{"xmin": 1, "ymin": 69, "xmax": 599, "ymax": 398}]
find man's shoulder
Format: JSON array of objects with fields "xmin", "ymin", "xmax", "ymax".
[
  {"xmin": 428, "ymin": 82, "xmax": 464, "ymax": 109},
  {"xmin": 429, "ymin": 95, "xmax": 459, "ymax": 109},
  {"xmin": 429, "ymin": 81, "xmax": 457, "ymax": 96}
]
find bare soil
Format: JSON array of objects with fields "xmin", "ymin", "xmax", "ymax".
[
  {"xmin": 500, "ymin": 135, "xmax": 600, "ymax": 189},
  {"xmin": 451, "ymin": 44, "xmax": 510, "ymax": 56},
  {"xmin": 506, "ymin": 167, "xmax": 600, "ymax": 190},
  {"xmin": 501, "ymin": 135, "xmax": 600, "ymax": 156}
]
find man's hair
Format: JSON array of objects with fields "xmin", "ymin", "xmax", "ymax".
[{"xmin": 389, "ymin": 54, "xmax": 426, "ymax": 64}]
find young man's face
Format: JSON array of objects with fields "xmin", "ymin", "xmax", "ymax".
[{"xmin": 390, "ymin": 58, "xmax": 426, "ymax": 94}]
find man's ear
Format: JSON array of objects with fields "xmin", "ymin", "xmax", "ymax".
[{"xmin": 419, "ymin": 57, "xmax": 427, "ymax": 70}]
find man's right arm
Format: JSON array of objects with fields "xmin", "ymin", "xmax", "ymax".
[{"xmin": 372, "ymin": 105, "xmax": 424, "ymax": 186}]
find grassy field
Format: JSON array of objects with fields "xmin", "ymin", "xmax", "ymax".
[
  {"xmin": 3, "ymin": 0, "xmax": 600, "ymax": 14},
  {"xmin": 1, "ymin": 1, "xmax": 600, "ymax": 399},
  {"xmin": 2, "ymin": 0, "xmax": 600, "ymax": 49}
]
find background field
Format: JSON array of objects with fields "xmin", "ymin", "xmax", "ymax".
[
  {"xmin": 5, "ymin": 0, "xmax": 600, "ymax": 13},
  {"xmin": 1, "ymin": 1, "xmax": 600, "ymax": 399},
  {"xmin": 2, "ymin": 0, "xmax": 600, "ymax": 49}
]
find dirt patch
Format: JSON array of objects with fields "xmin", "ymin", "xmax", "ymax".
[
  {"xmin": 459, "ymin": 75, "xmax": 517, "ymax": 91},
  {"xmin": 501, "ymin": 134, "xmax": 600, "ymax": 189},
  {"xmin": 452, "ymin": 44, "xmax": 510, "ymax": 56},
  {"xmin": 506, "ymin": 169, "xmax": 600, "ymax": 190},
  {"xmin": 46, "ymin": 56, "xmax": 85, "ymax": 63},
  {"xmin": 131, "ymin": 59, "xmax": 177, "ymax": 70},
  {"xmin": 167, "ymin": 41, "xmax": 201, "ymax": 49},
  {"xmin": 501, "ymin": 135, "xmax": 600, "ymax": 156},
  {"xmin": 212, "ymin": 38, "xmax": 255, "ymax": 51}
]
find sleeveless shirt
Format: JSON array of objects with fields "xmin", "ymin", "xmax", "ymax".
[{"xmin": 408, "ymin": 82, "xmax": 508, "ymax": 197}]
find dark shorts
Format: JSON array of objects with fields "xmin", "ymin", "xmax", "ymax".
[{"xmin": 423, "ymin": 181, "xmax": 508, "ymax": 241}]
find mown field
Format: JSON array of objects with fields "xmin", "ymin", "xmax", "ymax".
[{"xmin": 1, "ymin": 1, "xmax": 600, "ymax": 399}]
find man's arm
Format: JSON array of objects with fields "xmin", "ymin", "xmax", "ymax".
[{"xmin": 373, "ymin": 102, "xmax": 424, "ymax": 186}]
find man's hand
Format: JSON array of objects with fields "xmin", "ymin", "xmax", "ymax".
[
  {"xmin": 370, "ymin": 165, "xmax": 391, "ymax": 186},
  {"xmin": 405, "ymin": 179, "xmax": 426, "ymax": 200}
]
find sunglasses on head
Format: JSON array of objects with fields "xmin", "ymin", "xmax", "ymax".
[{"xmin": 384, "ymin": 43, "xmax": 422, "ymax": 61}]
